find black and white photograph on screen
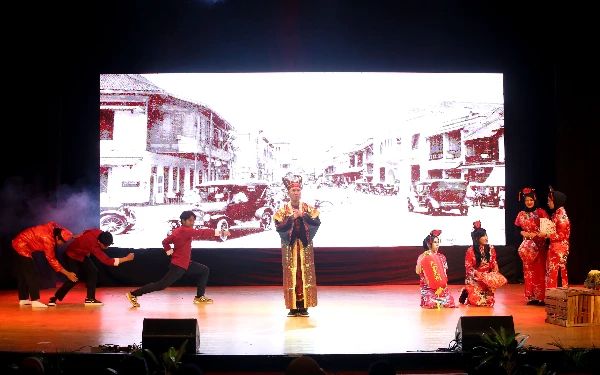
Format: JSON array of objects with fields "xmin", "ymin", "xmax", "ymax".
[{"xmin": 99, "ymin": 72, "xmax": 505, "ymax": 249}]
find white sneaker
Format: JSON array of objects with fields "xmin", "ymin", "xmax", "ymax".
[
  {"xmin": 31, "ymin": 300, "xmax": 48, "ymax": 308},
  {"xmin": 19, "ymin": 300, "xmax": 32, "ymax": 306}
]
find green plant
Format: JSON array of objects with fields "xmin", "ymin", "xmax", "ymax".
[
  {"xmin": 473, "ymin": 326, "xmax": 529, "ymax": 375},
  {"xmin": 583, "ymin": 270, "xmax": 599, "ymax": 290},
  {"xmin": 132, "ymin": 339, "xmax": 189, "ymax": 375},
  {"xmin": 161, "ymin": 340, "xmax": 188, "ymax": 374},
  {"xmin": 547, "ymin": 337, "xmax": 597, "ymax": 374}
]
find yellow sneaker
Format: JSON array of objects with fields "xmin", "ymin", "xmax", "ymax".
[
  {"xmin": 193, "ymin": 295, "xmax": 213, "ymax": 304},
  {"xmin": 126, "ymin": 292, "xmax": 140, "ymax": 307}
]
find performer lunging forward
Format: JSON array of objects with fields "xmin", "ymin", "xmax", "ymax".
[
  {"xmin": 49, "ymin": 229, "xmax": 134, "ymax": 306},
  {"xmin": 125, "ymin": 210, "xmax": 229, "ymax": 307},
  {"xmin": 274, "ymin": 176, "xmax": 321, "ymax": 317}
]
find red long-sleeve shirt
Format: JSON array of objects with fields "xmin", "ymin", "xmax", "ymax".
[
  {"xmin": 162, "ymin": 226, "xmax": 216, "ymax": 269},
  {"xmin": 12, "ymin": 222, "xmax": 73, "ymax": 272},
  {"xmin": 65, "ymin": 228, "xmax": 117, "ymax": 266}
]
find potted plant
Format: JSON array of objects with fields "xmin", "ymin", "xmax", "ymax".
[
  {"xmin": 546, "ymin": 338, "xmax": 598, "ymax": 375},
  {"xmin": 132, "ymin": 339, "xmax": 189, "ymax": 375},
  {"xmin": 469, "ymin": 327, "xmax": 554, "ymax": 375},
  {"xmin": 472, "ymin": 326, "xmax": 529, "ymax": 374},
  {"xmin": 583, "ymin": 270, "xmax": 600, "ymax": 290}
]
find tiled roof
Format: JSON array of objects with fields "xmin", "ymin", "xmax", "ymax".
[{"xmin": 100, "ymin": 74, "xmax": 166, "ymax": 93}]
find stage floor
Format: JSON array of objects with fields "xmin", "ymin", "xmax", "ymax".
[{"xmin": 0, "ymin": 284, "xmax": 597, "ymax": 355}]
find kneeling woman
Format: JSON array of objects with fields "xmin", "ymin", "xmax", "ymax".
[
  {"xmin": 461, "ymin": 221, "xmax": 503, "ymax": 306},
  {"xmin": 415, "ymin": 230, "xmax": 456, "ymax": 308}
]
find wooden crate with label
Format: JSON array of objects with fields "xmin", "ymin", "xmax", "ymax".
[{"xmin": 545, "ymin": 287, "xmax": 600, "ymax": 327}]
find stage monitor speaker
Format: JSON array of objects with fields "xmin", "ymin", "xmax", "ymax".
[
  {"xmin": 455, "ymin": 316, "xmax": 514, "ymax": 352},
  {"xmin": 142, "ymin": 318, "xmax": 200, "ymax": 355}
]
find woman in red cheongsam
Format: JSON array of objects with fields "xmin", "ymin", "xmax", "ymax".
[
  {"xmin": 460, "ymin": 221, "xmax": 500, "ymax": 307},
  {"xmin": 415, "ymin": 230, "xmax": 456, "ymax": 309},
  {"xmin": 514, "ymin": 188, "xmax": 549, "ymax": 305},
  {"xmin": 539, "ymin": 186, "xmax": 570, "ymax": 289}
]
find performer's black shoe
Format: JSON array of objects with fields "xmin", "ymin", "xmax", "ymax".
[
  {"xmin": 297, "ymin": 309, "xmax": 309, "ymax": 317},
  {"xmin": 287, "ymin": 309, "xmax": 298, "ymax": 317},
  {"xmin": 85, "ymin": 298, "xmax": 104, "ymax": 306},
  {"xmin": 458, "ymin": 288, "xmax": 468, "ymax": 304},
  {"xmin": 526, "ymin": 300, "xmax": 539, "ymax": 305},
  {"xmin": 48, "ymin": 296, "xmax": 57, "ymax": 306},
  {"xmin": 537, "ymin": 301, "xmax": 546, "ymax": 306}
]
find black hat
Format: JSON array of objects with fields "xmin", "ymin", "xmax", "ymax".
[{"xmin": 548, "ymin": 185, "xmax": 567, "ymax": 209}]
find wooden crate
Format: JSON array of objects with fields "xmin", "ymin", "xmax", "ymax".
[{"xmin": 545, "ymin": 287, "xmax": 600, "ymax": 327}]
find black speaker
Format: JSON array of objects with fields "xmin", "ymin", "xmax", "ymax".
[
  {"xmin": 142, "ymin": 318, "xmax": 200, "ymax": 355},
  {"xmin": 455, "ymin": 316, "xmax": 514, "ymax": 352}
]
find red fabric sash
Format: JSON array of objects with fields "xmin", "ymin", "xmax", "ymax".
[{"xmin": 421, "ymin": 253, "xmax": 448, "ymax": 290}]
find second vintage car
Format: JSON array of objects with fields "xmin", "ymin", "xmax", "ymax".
[{"xmin": 407, "ymin": 179, "xmax": 469, "ymax": 216}]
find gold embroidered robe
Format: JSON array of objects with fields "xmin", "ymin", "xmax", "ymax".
[{"xmin": 274, "ymin": 201, "xmax": 320, "ymax": 309}]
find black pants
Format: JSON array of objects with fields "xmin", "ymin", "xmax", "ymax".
[
  {"xmin": 55, "ymin": 255, "xmax": 98, "ymax": 300},
  {"xmin": 15, "ymin": 254, "xmax": 41, "ymax": 301},
  {"xmin": 131, "ymin": 262, "xmax": 209, "ymax": 298}
]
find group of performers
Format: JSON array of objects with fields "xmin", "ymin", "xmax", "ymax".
[
  {"xmin": 415, "ymin": 185, "xmax": 570, "ymax": 309},
  {"xmin": 11, "ymin": 212, "xmax": 230, "ymax": 309},
  {"xmin": 11, "ymin": 181, "xmax": 569, "ymax": 315},
  {"xmin": 12, "ymin": 223, "xmax": 135, "ymax": 307},
  {"xmin": 9, "ymin": 175, "xmax": 317, "ymax": 315},
  {"xmin": 415, "ymin": 221, "xmax": 506, "ymax": 309},
  {"xmin": 513, "ymin": 186, "xmax": 570, "ymax": 305}
]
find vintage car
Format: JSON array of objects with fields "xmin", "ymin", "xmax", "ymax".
[
  {"xmin": 100, "ymin": 204, "xmax": 137, "ymax": 235},
  {"xmin": 167, "ymin": 179, "xmax": 276, "ymax": 241},
  {"xmin": 407, "ymin": 179, "xmax": 469, "ymax": 216}
]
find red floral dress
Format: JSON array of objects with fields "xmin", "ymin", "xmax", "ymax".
[
  {"xmin": 545, "ymin": 207, "xmax": 570, "ymax": 288},
  {"xmin": 464, "ymin": 245, "xmax": 499, "ymax": 306},
  {"xmin": 514, "ymin": 208, "xmax": 549, "ymax": 301},
  {"xmin": 416, "ymin": 251, "xmax": 456, "ymax": 308}
]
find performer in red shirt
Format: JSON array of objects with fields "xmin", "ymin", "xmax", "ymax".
[
  {"xmin": 12, "ymin": 222, "xmax": 78, "ymax": 308},
  {"xmin": 539, "ymin": 186, "xmax": 570, "ymax": 289},
  {"xmin": 125, "ymin": 210, "xmax": 229, "ymax": 307},
  {"xmin": 47, "ymin": 229, "xmax": 134, "ymax": 306}
]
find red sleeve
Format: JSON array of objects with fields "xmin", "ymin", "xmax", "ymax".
[
  {"xmin": 162, "ymin": 233, "xmax": 176, "ymax": 251},
  {"xmin": 416, "ymin": 252, "xmax": 425, "ymax": 266},
  {"xmin": 90, "ymin": 246, "xmax": 117, "ymax": 266},
  {"xmin": 489, "ymin": 245, "xmax": 499, "ymax": 272},
  {"xmin": 513, "ymin": 212, "xmax": 522, "ymax": 226},
  {"xmin": 549, "ymin": 209, "xmax": 570, "ymax": 242},
  {"xmin": 44, "ymin": 245, "xmax": 63, "ymax": 272},
  {"xmin": 190, "ymin": 227, "xmax": 216, "ymax": 239},
  {"xmin": 38, "ymin": 224, "xmax": 63, "ymax": 272},
  {"xmin": 465, "ymin": 247, "xmax": 476, "ymax": 278}
]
